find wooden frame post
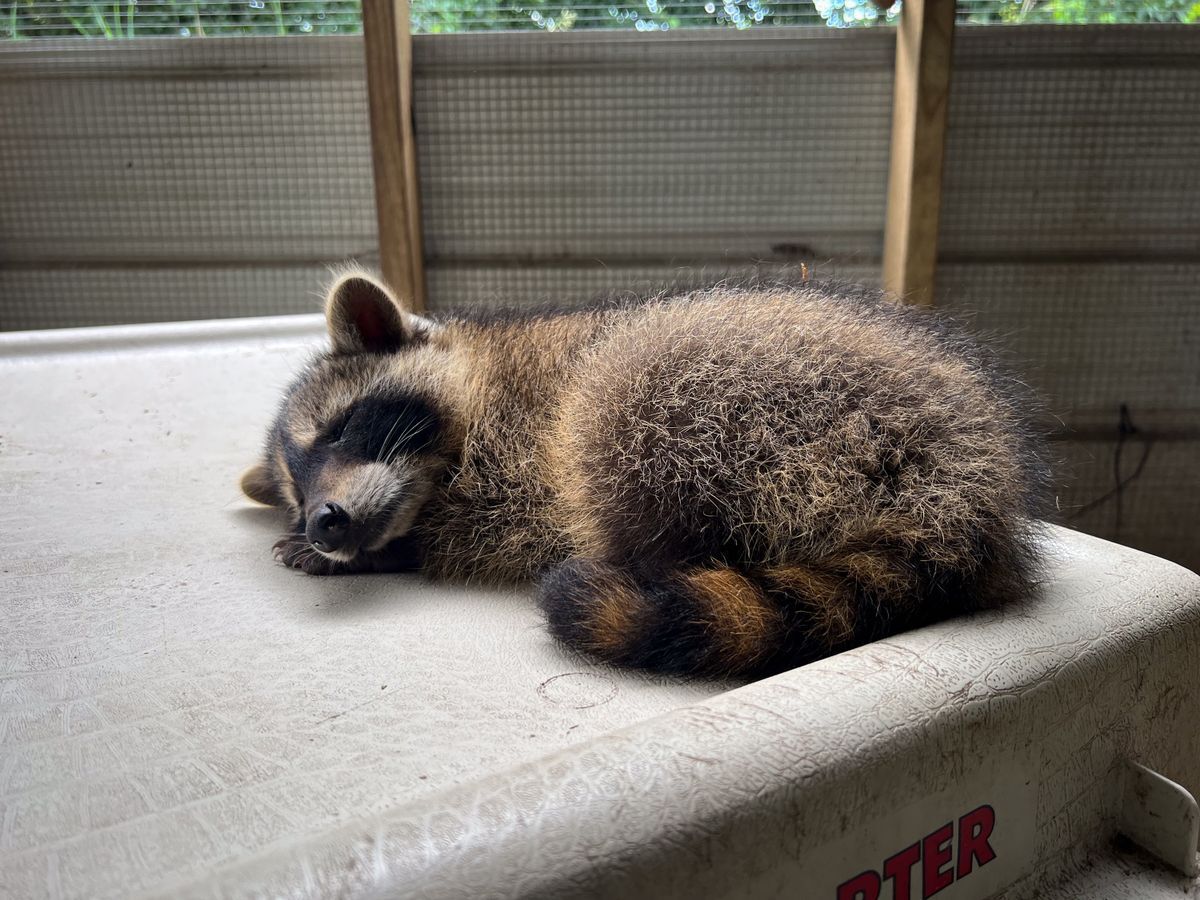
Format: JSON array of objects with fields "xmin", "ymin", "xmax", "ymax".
[
  {"xmin": 361, "ymin": 0, "xmax": 426, "ymax": 312},
  {"xmin": 882, "ymin": 0, "xmax": 956, "ymax": 307}
]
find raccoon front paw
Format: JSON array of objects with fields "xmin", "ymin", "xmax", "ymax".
[
  {"xmin": 271, "ymin": 534, "xmax": 424, "ymax": 576},
  {"xmin": 272, "ymin": 537, "xmax": 346, "ymax": 576}
]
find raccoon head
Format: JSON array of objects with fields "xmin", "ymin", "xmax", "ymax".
[{"xmin": 241, "ymin": 271, "xmax": 458, "ymax": 572}]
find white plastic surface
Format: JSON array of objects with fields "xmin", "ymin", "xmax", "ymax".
[
  {"xmin": 1, "ymin": 316, "xmax": 1198, "ymax": 900},
  {"xmin": 1121, "ymin": 762, "xmax": 1200, "ymax": 877}
]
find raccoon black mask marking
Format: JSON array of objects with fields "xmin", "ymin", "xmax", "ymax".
[
  {"xmin": 242, "ymin": 270, "xmax": 1049, "ymax": 679},
  {"xmin": 279, "ymin": 391, "xmax": 440, "ymax": 555},
  {"xmin": 242, "ymin": 272, "xmax": 451, "ymax": 574}
]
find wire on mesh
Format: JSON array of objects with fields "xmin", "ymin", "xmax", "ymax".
[{"xmin": 1066, "ymin": 403, "xmax": 1154, "ymax": 538}]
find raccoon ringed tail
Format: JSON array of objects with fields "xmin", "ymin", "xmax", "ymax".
[{"xmin": 535, "ymin": 558, "xmax": 895, "ymax": 678}]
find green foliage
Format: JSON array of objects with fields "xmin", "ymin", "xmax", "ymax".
[
  {"xmin": 3, "ymin": 1, "xmax": 361, "ymax": 38},
  {"xmin": 964, "ymin": 0, "xmax": 1198, "ymax": 23},
  {"xmin": 412, "ymin": 0, "xmax": 898, "ymax": 31},
  {"xmin": 1, "ymin": 0, "xmax": 1196, "ymax": 39}
]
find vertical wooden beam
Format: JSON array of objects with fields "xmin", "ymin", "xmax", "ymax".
[
  {"xmin": 361, "ymin": 0, "xmax": 426, "ymax": 312},
  {"xmin": 882, "ymin": 0, "xmax": 956, "ymax": 307}
]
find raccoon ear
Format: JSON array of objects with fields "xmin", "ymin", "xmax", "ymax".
[
  {"xmin": 325, "ymin": 272, "xmax": 432, "ymax": 355},
  {"xmin": 240, "ymin": 463, "xmax": 284, "ymax": 507}
]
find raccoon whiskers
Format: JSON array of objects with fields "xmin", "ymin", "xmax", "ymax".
[
  {"xmin": 374, "ymin": 413, "xmax": 409, "ymax": 465},
  {"xmin": 367, "ymin": 477, "xmax": 432, "ymax": 552},
  {"xmin": 382, "ymin": 416, "xmax": 434, "ymax": 467},
  {"xmin": 271, "ymin": 534, "xmax": 304, "ymax": 556}
]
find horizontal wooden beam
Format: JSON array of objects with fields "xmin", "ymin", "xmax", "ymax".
[
  {"xmin": 361, "ymin": 0, "xmax": 426, "ymax": 312},
  {"xmin": 882, "ymin": 0, "xmax": 957, "ymax": 306}
]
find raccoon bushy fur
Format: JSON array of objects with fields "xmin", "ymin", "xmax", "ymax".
[{"xmin": 242, "ymin": 271, "xmax": 1049, "ymax": 678}]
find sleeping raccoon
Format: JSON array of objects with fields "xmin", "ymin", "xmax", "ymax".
[{"xmin": 241, "ymin": 271, "xmax": 1049, "ymax": 678}]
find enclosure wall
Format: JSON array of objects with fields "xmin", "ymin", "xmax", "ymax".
[{"xmin": 0, "ymin": 26, "xmax": 1196, "ymax": 570}]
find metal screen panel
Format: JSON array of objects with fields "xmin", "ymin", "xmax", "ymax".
[
  {"xmin": 426, "ymin": 261, "xmax": 881, "ymax": 311},
  {"xmin": 940, "ymin": 27, "xmax": 1200, "ymax": 261},
  {"xmin": 1, "ymin": 29, "xmax": 894, "ymax": 327},
  {"xmin": 414, "ymin": 29, "xmax": 894, "ymax": 310},
  {"xmin": 0, "ymin": 35, "xmax": 376, "ymax": 329},
  {"xmin": 1055, "ymin": 437, "xmax": 1198, "ymax": 575},
  {"xmin": 939, "ymin": 27, "xmax": 1200, "ymax": 571},
  {"xmin": 0, "ymin": 267, "xmax": 335, "ymax": 328},
  {"xmin": 0, "ymin": 24, "xmax": 1195, "ymax": 570},
  {"xmin": 938, "ymin": 263, "xmax": 1200, "ymax": 417}
]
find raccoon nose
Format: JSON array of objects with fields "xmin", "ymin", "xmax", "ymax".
[{"xmin": 308, "ymin": 502, "xmax": 350, "ymax": 552}]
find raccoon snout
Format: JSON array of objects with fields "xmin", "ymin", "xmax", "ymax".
[{"xmin": 307, "ymin": 501, "xmax": 352, "ymax": 552}]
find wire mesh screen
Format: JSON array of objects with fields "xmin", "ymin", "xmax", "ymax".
[
  {"xmin": 0, "ymin": 34, "xmax": 376, "ymax": 328},
  {"xmin": 0, "ymin": 16, "xmax": 1195, "ymax": 570},
  {"xmin": 415, "ymin": 30, "xmax": 893, "ymax": 309},
  {"xmin": 938, "ymin": 27, "xmax": 1200, "ymax": 571}
]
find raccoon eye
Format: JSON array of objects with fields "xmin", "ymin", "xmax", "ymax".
[{"xmin": 320, "ymin": 410, "xmax": 352, "ymax": 445}]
